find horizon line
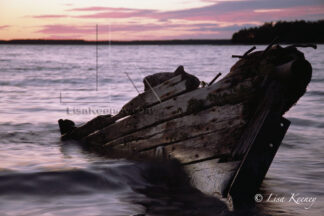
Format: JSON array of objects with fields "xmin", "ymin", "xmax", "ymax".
[{"xmin": 0, "ymin": 39, "xmax": 234, "ymax": 45}]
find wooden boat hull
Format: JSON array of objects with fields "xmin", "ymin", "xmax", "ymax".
[{"xmin": 58, "ymin": 44, "xmax": 313, "ymax": 209}]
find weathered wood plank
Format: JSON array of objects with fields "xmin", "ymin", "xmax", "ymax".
[
  {"xmin": 138, "ymin": 126, "xmax": 244, "ymax": 164},
  {"xmin": 61, "ymin": 114, "xmax": 117, "ymax": 140},
  {"xmin": 104, "ymin": 103, "xmax": 246, "ymax": 150},
  {"xmin": 82, "ymin": 77, "xmax": 256, "ymax": 146},
  {"xmin": 184, "ymin": 159, "xmax": 240, "ymax": 197},
  {"xmin": 61, "ymin": 74, "xmax": 195, "ymax": 140},
  {"xmin": 143, "ymin": 65, "xmax": 200, "ymax": 91},
  {"xmin": 121, "ymin": 74, "xmax": 190, "ymax": 114}
]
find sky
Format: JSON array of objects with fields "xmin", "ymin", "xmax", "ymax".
[{"xmin": 0, "ymin": 0, "xmax": 323, "ymax": 40}]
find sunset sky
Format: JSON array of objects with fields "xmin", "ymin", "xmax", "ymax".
[{"xmin": 0, "ymin": 0, "xmax": 323, "ymax": 40}]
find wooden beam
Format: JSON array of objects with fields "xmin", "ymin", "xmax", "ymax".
[
  {"xmin": 229, "ymin": 81, "xmax": 290, "ymax": 209},
  {"xmin": 138, "ymin": 127, "xmax": 243, "ymax": 164}
]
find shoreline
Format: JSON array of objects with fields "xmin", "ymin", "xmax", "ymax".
[
  {"xmin": 0, "ymin": 39, "xmax": 232, "ymax": 45},
  {"xmin": 1, "ymin": 39, "xmax": 323, "ymax": 46}
]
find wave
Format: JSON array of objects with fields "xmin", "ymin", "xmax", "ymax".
[
  {"xmin": 0, "ymin": 169, "xmax": 126, "ymax": 196},
  {"xmin": 289, "ymin": 117, "xmax": 324, "ymax": 128},
  {"xmin": 0, "ymin": 159, "xmax": 235, "ymax": 216},
  {"xmin": 307, "ymin": 90, "xmax": 324, "ymax": 96}
]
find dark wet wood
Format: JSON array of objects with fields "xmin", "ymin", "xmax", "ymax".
[
  {"xmin": 231, "ymin": 82, "xmax": 279, "ymax": 157},
  {"xmin": 228, "ymin": 82, "xmax": 291, "ymax": 208},
  {"xmin": 61, "ymin": 114, "xmax": 117, "ymax": 140},
  {"xmin": 143, "ymin": 65, "xmax": 200, "ymax": 91},
  {"xmin": 208, "ymin": 73, "xmax": 222, "ymax": 86}
]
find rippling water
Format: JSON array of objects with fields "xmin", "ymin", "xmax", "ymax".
[{"xmin": 0, "ymin": 45, "xmax": 323, "ymax": 216}]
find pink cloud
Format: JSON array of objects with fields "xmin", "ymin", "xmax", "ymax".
[
  {"xmin": 174, "ymin": 5, "xmax": 324, "ymax": 22},
  {"xmin": 36, "ymin": 22, "xmax": 245, "ymax": 40},
  {"xmin": 75, "ymin": 11, "xmax": 146, "ymax": 19},
  {"xmin": 29, "ymin": 1, "xmax": 324, "ymax": 24},
  {"xmin": 73, "ymin": 7, "xmax": 156, "ymax": 19},
  {"xmin": 0, "ymin": 25, "xmax": 10, "ymax": 30},
  {"xmin": 68, "ymin": 6, "xmax": 117, "ymax": 11},
  {"xmin": 62, "ymin": 3, "xmax": 324, "ymax": 23},
  {"xmin": 29, "ymin": 1, "xmax": 324, "ymax": 40},
  {"xmin": 253, "ymin": 5, "xmax": 324, "ymax": 19},
  {"xmin": 37, "ymin": 24, "xmax": 180, "ymax": 35},
  {"xmin": 232, "ymin": 5, "xmax": 323, "ymax": 22},
  {"xmin": 46, "ymin": 34, "xmax": 83, "ymax": 40},
  {"xmin": 32, "ymin": 15, "xmax": 67, "ymax": 19},
  {"xmin": 38, "ymin": 25, "xmax": 94, "ymax": 34},
  {"xmin": 67, "ymin": 6, "xmax": 150, "ymax": 14}
]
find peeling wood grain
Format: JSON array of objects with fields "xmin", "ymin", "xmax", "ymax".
[
  {"xmin": 82, "ymin": 78, "xmax": 256, "ymax": 146},
  {"xmin": 61, "ymin": 74, "xmax": 196, "ymax": 141},
  {"xmin": 140, "ymin": 127, "xmax": 244, "ymax": 164},
  {"xmin": 121, "ymin": 75, "xmax": 188, "ymax": 114},
  {"xmin": 104, "ymin": 103, "xmax": 246, "ymax": 151}
]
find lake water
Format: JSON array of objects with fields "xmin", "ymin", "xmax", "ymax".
[{"xmin": 0, "ymin": 45, "xmax": 323, "ymax": 216}]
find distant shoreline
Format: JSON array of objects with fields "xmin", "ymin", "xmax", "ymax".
[
  {"xmin": 0, "ymin": 39, "xmax": 322, "ymax": 45},
  {"xmin": 2, "ymin": 20, "xmax": 323, "ymax": 45},
  {"xmin": 0, "ymin": 39, "xmax": 233, "ymax": 45}
]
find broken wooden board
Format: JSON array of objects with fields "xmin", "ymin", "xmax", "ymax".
[
  {"xmin": 121, "ymin": 74, "xmax": 196, "ymax": 115},
  {"xmin": 61, "ymin": 73, "xmax": 199, "ymax": 140},
  {"xmin": 61, "ymin": 72, "xmax": 201, "ymax": 141},
  {"xmin": 102, "ymin": 103, "xmax": 246, "ymax": 164},
  {"xmin": 82, "ymin": 77, "xmax": 257, "ymax": 146},
  {"xmin": 143, "ymin": 65, "xmax": 200, "ymax": 91},
  {"xmin": 138, "ymin": 127, "xmax": 244, "ymax": 164},
  {"xmin": 61, "ymin": 114, "xmax": 116, "ymax": 140},
  {"xmin": 105, "ymin": 103, "xmax": 245, "ymax": 149}
]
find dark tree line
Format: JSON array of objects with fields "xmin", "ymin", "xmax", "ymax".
[{"xmin": 232, "ymin": 20, "xmax": 324, "ymax": 44}]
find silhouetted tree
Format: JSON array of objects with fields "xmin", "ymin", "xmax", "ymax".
[{"xmin": 232, "ymin": 20, "xmax": 324, "ymax": 44}]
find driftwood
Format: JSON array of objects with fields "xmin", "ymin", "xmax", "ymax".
[{"xmin": 57, "ymin": 44, "xmax": 312, "ymax": 209}]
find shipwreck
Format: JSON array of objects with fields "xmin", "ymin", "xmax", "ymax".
[{"xmin": 58, "ymin": 44, "xmax": 314, "ymax": 209}]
